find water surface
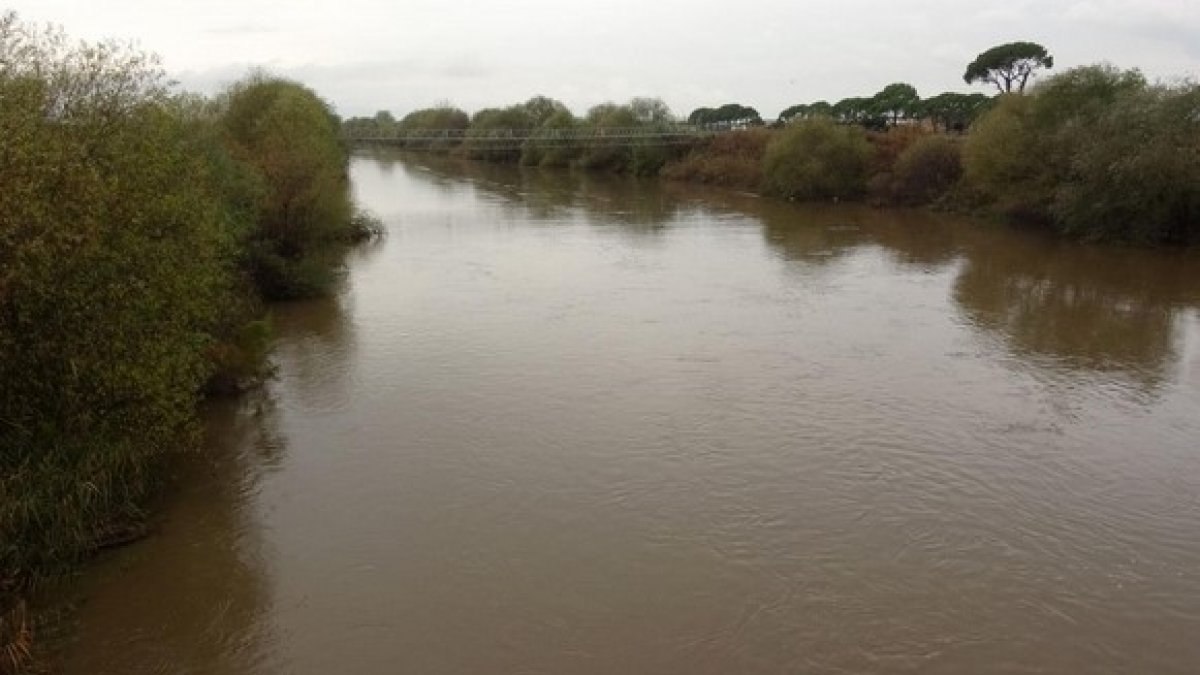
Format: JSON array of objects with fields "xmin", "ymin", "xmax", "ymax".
[{"xmin": 58, "ymin": 151, "xmax": 1200, "ymax": 674}]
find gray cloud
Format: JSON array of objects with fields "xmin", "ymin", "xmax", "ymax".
[{"xmin": 9, "ymin": 0, "xmax": 1199, "ymax": 120}]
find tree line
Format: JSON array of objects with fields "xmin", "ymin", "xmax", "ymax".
[
  {"xmin": 345, "ymin": 95, "xmax": 688, "ymax": 175},
  {"xmin": 774, "ymin": 42, "xmax": 1053, "ymax": 131},
  {"xmin": 677, "ymin": 56, "xmax": 1199, "ymax": 244},
  {"xmin": 351, "ymin": 41, "xmax": 1198, "ymax": 244},
  {"xmin": 776, "ymin": 88, "xmax": 992, "ymax": 132},
  {"xmin": 344, "ymin": 42, "xmax": 1054, "ymax": 173},
  {"xmin": 0, "ymin": 13, "xmax": 378, "ymax": 668},
  {"xmin": 734, "ymin": 42, "xmax": 1054, "ymax": 130},
  {"xmin": 350, "ymin": 42, "xmax": 1055, "ymax": 141}
]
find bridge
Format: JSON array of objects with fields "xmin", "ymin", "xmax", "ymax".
[{"xmin": 345, "ymin": 125, "xmax": 722, "ymax": 148}]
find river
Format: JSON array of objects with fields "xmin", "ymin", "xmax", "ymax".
[{"xmin": 53, "ymin": 150, "xmax": 1200, "ymax": 674}]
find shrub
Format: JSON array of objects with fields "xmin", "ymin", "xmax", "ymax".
[
  {"xmin": 218, "ymin": 74, "xmax": 359, "ymax": 298},
  {"xmin": 0, "ymin": 14, "xmax": 231, "ymax": 597},
  {"xmin": 866, "ymin": 125, "xmax": 929, "ymax": 176},
  {"xmin": 963, "ymin": 64, "xmax": 1200, "ymax": 242},
  {"xmin": 863, "ymin": 126, "xmax": 933, "ymax": 204},
  {"xmin": 575, "ymin": 102, "xmax": 637, "ymax": 171},
  {"xmin": 520, "ymin": 109, "xmax": 581, "ymax": 168},
  {"xmin": 762, "ymin": 118, "xmax": 871, "ymax": 200},
  {"xmin": 1052, "ymin": 85, "xmax": 1200, "ymax": 243},
  {"xmin": 661, "ymin": 129, "xmax": 769, "ymax": 188},
  {"xmin": 662, "ymin": 154, "xmax": 764, "ymax": 188},
  {"xmin": 461, "ymin": 105, "xmax": 533, "ymax": 162},
  {"xmin": 396, "ymin": 106, "xmax": 470, "ymax": 153},
  {"xmin": 962, "ymin": 93, "xmax": 1048, "ymax": 220},
  {"xmin": 892, "ymin": 135, "xmax": 964, "ymax": 205}
]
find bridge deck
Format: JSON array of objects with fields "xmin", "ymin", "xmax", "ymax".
[{"xmin": 347, "ymin": 125, "xmax": 719, "ymax": 146}]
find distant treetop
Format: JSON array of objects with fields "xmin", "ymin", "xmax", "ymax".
[
  {"xmin": 688, "ymin": 103, "xmax": 762, "ymax": 126},
  {"xmin": 964, "ymin": 42, "xmax": 1054, "ymax": 94}
]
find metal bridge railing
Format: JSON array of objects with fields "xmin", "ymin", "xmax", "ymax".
[{"xmin": 345, "ymin": 125, "xmax": 717, "ymax": 145}]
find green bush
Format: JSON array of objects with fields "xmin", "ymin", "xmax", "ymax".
[
  {"xmin": 218, "ymin": 74, "xmax": 359, "ymax": 298},
  {"xmin": 961, "ymin": 94, "xmax": 1046, "ymax": 218},
  {"xmin": 397, "ymin": 105, "xmax": 469, "ymax": 152},
  {"xmin": 963, "ymin": 64, "xmax": 1198, "ymax": 242},
  {"xmin": 1052, "ymin": 85, "xmax": 1200, "ymax": 243},
  {"xmin": 461, "ymin": 105, "xmax": 533, "ymax": 162},
  {"xmin": 762, "ymin": 118, "xmax": 871, "ymax": 200},
  {"xmin": 520, "ymin": 109, "xmax": 581, "ymax": 168},
  {"xmin": 575, "ymin": 102, "xmax": 638, "ymax": 171}
]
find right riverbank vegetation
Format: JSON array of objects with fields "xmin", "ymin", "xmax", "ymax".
[
  {"xmin": 0, "ymin": 13, "xmax": 380, "ymax": 670},
  {"xmin": 346, "ymin": 41, "xmax": 1200, "ymax": 245}
]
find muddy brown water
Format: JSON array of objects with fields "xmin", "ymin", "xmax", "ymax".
[{"xmin": 53, "ymin": 151, "xmax": 1200, "ymax": 674}]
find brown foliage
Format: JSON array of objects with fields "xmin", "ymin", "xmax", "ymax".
[
  {"xmin": 866, "ymin": 125, "xmax": 931, "ymax": 176},
  {"xmin": 661, "ymin": 129, "xmax": 772, "ymax": 189},
  {"xmin": 891, "ymin": 135, "xmax": 964, "ymax": 205}
]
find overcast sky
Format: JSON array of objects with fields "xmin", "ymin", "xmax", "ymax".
[{"xmin": 8, "ymin": 0, "xmax": 1199, "ymax": 120}]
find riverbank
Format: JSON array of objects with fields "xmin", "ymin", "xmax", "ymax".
[
  {"xmin": 0, "ymin": 16, "xmax": 378, "ymax": 672},
  {"xmin": 52, "ymin": 151, "xmax": 1200, "ymax": 674},
  {"xmin": 351, "ymin": 65, "xmax": 1200, "ymax": 245}
]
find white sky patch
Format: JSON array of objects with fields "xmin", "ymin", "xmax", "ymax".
[{"xmin": 7, "ymin": 0, "xmax": 1199, "ymax": 119}]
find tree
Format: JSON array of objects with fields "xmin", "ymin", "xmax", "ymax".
[
  {"xmin": 715, "ymin": 103, "xmax": 762, "ymax": 126},
  {"xmin": 778, "ymin": 101, "xmax": 832, "ymax": 123},
  {"xmin": 219, "ymin": 74, "xmax": 355, "ymax": 297},
  {"xmin": 521, "ymin": 95, "xmax": 570, "ymax": 127},
  {"xmin": 686, "ymin": 106, "xmax": 714, "ymax": 124},
  {"xmin": 522, "ymin": 108, "xmax": 580, "ymax": 168},
  {"xmin": 778, "ymin": 103, "xmax": 808, "ymax": 123},
  {"xmin": 385, "ymin": 105, "xmax": 470, "ymax": 152},
  {"xmin": 964, "ymin": 41, "xmax": 1054, "ymax": 94},
  {"xmin": 629, "ymin": 97, "xmax": 672, "ymax": 124},
  {"xmin": 687, "ymin": 103, "xmax": 761, "ymax": 127},
  {"xmin": 871, "ymin": 82, "xmax": 920, "ymax": 125},
  {"xmin": 470, "ymin": 105, "xmax": 535, "ymax": 130},
  {"xmin": 586, "ymin": 102, "xmax": 637, "ymax": 127},
  {"xmin": 922, "ymin": 92, "xmax": 992, "ymax": 131},
  {"xmin": 1, "ymin": 11, "xmax": 237, "ymax": 609},
  {"xmin": 398, "ymin": 105, "xmax": 470, "ymax": 131},
  {"xmin": 831, "ymin": 97, "xmax": 876, "ymax": 126},
  {"xmin": 809, "ymin": 100, "xmax": 833, "ymax": 118}
]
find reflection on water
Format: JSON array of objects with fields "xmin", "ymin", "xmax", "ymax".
[
  {"xmin": 395, "ymin": 153, "xmax": 684, "ymax": 232},
  {"xmin": 953, "ymin": 232, "xmax": 1198, "ymax": 388},
  {"xmin": 271, "ymin": 293, "xmax": 358, "ymax": 412},
  {"xmin": 60, "ymin": 149, "xmax": 1200, "ymax": 674}
]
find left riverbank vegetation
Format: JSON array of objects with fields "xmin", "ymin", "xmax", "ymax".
[
  {"xmin": 347, "ymin": 40, "xmax": 1199, "ymax": 245},
  {"xmin": 0, "ymin": 12, "xmax": 380, "ymax": 671}
]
